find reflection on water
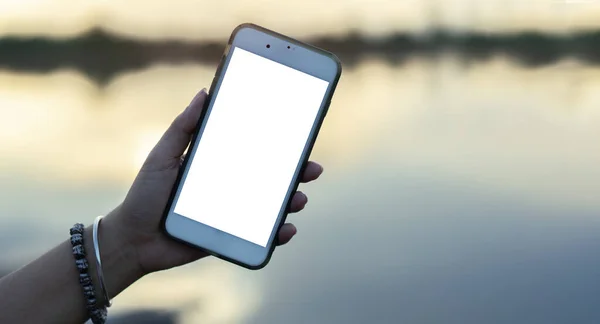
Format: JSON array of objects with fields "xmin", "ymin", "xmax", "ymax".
[
  {"xmin": 2, "ymin": 56, "xmax": 600, "ymax": 323},
  {"xmin": 4, "ymin": 30, "xmax": 600, "ymax": 84},
  {"xmin": 3, "ymin": 57, "xmax": 600, "ymax": 205}
]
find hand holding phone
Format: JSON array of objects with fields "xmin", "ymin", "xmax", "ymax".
[
  {"xmin": 101, "ymin": 90, "xmax": 325, "ymax": 279},
  {"xmin": 161, "ymin": 24, "xmax": 341, "ymax": 269}
]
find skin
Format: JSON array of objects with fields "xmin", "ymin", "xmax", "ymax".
[{"xmin": 0, "ymin": 89, "xmax": 324, "ymax": 324}]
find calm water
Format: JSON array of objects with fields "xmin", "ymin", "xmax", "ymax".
[{"xmin": 2, "ymin": 55, "xmax": 600, "ymax": 323}]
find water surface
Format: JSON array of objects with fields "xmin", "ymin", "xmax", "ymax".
[{"xmin": 2, "ymin": 55, "xmax": 600, "ymax": 322}]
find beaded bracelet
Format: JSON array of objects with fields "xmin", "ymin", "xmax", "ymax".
[{"xmin": 70, "ymin": 223, "xmax": 107, "ymax": 324}]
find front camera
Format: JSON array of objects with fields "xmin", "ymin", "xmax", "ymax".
[{"xmin": 266, "ymin": 44, "xmax": 270, "ymax": 48}]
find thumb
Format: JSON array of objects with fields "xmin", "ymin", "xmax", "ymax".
[{"xmin": 144, "ymin": 89, "xmax": 207, "ymax": 171}]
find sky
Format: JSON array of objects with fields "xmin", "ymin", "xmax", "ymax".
[{"xmin": 1, "ymin": 0, "xmax": 600, "ymax": 41}]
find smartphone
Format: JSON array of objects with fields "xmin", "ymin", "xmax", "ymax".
[{"xmin": 161, "ymin": 23, "xmax": 341, "ymax": 269}]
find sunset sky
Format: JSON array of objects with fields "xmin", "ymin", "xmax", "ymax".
[{"xmin": 1, "ymin": 0, "xmax": 600, "ymax": 40}]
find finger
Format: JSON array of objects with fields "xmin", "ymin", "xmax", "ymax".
[
  {"xmin": 301, "ymin": 161, "xmax": 323, "ymax": 183},
  {"xmin": 146, "ymin": 89, "xmax": 207, "ymax": 166},
  {"xmin": 288, "ymin": 191, "xmax": 308, "ymax": 213},
  {"xmin": 276, "ymin": 223, "xmax": 297, "ymax": 246}
]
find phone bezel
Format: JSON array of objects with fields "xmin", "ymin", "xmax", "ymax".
[{"xmin": 161, "ymin": 23, "xmax": 342, "ymax": 269}]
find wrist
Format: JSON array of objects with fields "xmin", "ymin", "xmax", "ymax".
[{"xmin": 84, "ymin": 213, "xmax": 144, "ymax": 306}]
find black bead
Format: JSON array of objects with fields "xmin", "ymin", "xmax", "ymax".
[
  {"xmin": 72, "ymin": 245, "xmax": 85, "ymax": 259},
  {"xmin": 84, "ymin": 289, "xmax": 95, "ymax": 299},
  {"xmin": 70, "ymin": 233, "xmax": 83, "ymax": 247},
  {"xmin": 79, "ymin": 273, "xmax": 92, "ymax": 286},
  {"xmin": 90, "ymin": 308, "xmax": 107, "ymax": 324},
  {"xmin": 83, "ymin": 284, "xmax": 95, "ymax": 294},
  {"xmin": 75, "ymin": 258, "xmax": 89, "ymax": 273},
  {"xmin": 70, "ymin": 223, "xmax": 84, "ymax": 235},
  {"xmin": 86, "ymin": 297, "xmax": 97, "ymax": 307},
  {"xmin": 83, "ymin": 290, "xmax": 95, "ymax": 299}
]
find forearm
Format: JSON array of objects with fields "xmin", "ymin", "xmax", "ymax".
[
  {"xmin": 0, "ymin": 238, "xmax": 91, "ymax": 323},
  {"xmin": 0, "ymin": 217, "xmax": 143, "ymax": 324}
]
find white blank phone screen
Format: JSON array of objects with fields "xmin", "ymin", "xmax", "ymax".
[{"xmin": 173, "ymin": 47, "xmax": 329, "ymax": 247}]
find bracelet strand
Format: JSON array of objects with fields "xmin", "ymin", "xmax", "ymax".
[{"xmin": 69, "ymin": 223, "xmax": 107, "ymax": 324}]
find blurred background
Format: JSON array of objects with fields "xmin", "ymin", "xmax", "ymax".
[{"xmin": 2, "ymin": 0, "xmax": 600, "ymax": 323}]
